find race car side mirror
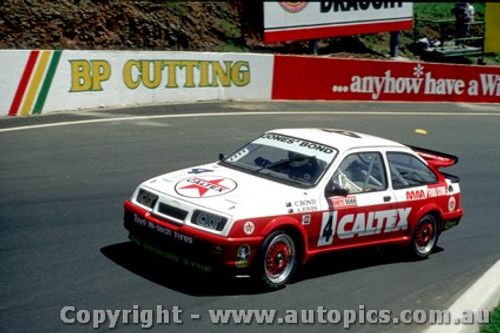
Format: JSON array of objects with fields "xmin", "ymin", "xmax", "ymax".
[
  {"xmin": 325, "ymin": 181, "xmax": 349, "ymax": 197},
  {"xmin": 218, "ymin": 153, "xmax": 225, "ymax": 161}
]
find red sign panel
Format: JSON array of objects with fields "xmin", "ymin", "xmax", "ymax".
[{"xmin": 272, "ymin": 55, "xmax": 500, "ymax": 103}]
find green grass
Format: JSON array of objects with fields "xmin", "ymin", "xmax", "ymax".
[
  {"xmin": 414, "ymin": 3, "xmax": 485, "ymax": 20},
  {"xmin": 485, "ymin": 54, "xmax": 500, "ymax": 63},
  {"xmin": 163, "ymin": 0, "xmax": 189, "ymax": 16},
  {"xmin": 217, "ymin": 40, "xmax": 249, "ymax": 53},
  {"xmin": 414, "ymin": 3, "xmax": 455, "ymax": 20},
  {"xmin": 218, "ymin": 20, "xmax": 241, "ymax": 39},
  {"xmin": 480, "ymin": 301, "xmax": 500, "ymax": 333}
]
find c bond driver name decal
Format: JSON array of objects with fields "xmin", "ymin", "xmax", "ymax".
[{"xmin": 175, "ymin": 176, "xmax": 237, "ymax": 198}]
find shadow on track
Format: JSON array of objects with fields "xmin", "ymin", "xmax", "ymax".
[
  {"xmin": 101, "ymin": 242, "xmax": 443, "ymax": 296},
  {"xmin": 292, "ymin": 245, "xmax": 444, "ymax": 284},
  {"xmin": 101, "ymin": 242, "xmax": 270, "ymax": 296}
]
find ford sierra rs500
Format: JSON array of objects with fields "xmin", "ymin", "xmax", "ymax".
[{"xmin": 123, "ymin": 128, "xmax": 463, "ymax": 288}]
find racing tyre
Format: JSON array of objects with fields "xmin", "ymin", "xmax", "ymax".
[
  {"xmin": 255, "ymin": 231, "xmax": 298, "ymax": 289},
  {"xmin": 410, "ymin": 214, "xmax": 439, "ymax": 259}
]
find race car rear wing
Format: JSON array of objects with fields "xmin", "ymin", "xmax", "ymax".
[{"xmin": 408, "ymin": 145, "xmax": 458, "ymax": 168}]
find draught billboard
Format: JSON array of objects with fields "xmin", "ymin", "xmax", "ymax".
[{"xmin": 264, "ymin": 1, "xmax": 413, "ymax": 43}]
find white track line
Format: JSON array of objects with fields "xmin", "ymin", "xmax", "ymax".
[{"xmin": 1, "ymin": 110, "xmax": 500, "ymax": 133}]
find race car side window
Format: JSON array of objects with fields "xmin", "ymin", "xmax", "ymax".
[
  {"xmin": 331, "ymin": 152, "xmax": 387, "ymax": 194},
  {"xmin": 387, "ymin": 152, "xmax": 438, "ymax": 189}
]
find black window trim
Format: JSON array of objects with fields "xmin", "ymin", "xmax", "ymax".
[{"xmin": 386, "ymin": 151, "xmax": 440, "ymax": 190}]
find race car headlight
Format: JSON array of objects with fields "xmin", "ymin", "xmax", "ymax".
[
  {"xmin": 191, "ymin": 210, "xmax": 227, "ymax": 232},
  {"xmin": 136, "ymin": 189, "xmax": 158, "ymax": 209}
]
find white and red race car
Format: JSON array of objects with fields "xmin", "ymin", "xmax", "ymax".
[{"xmin": 123, "ymin": 128, "xmax": 463, "ymax": 288}]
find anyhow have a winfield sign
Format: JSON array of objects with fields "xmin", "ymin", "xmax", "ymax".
[{"xmin": 272, "ymin": 56, "xmax": 500, "ymax": 103}]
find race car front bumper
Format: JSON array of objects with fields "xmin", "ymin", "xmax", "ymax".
[{"xmin": 123, "ymin": 200, "xmax": 264, "ymax": 274}]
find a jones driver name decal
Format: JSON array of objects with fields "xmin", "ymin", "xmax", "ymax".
[{"xmin": 317, "ymin": 208, "xmax": 410, "ymax": 247}]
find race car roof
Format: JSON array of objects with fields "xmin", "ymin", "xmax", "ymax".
[{"xmin": 269, "ymin": 128, "xmax": 405, "ymax": 152}]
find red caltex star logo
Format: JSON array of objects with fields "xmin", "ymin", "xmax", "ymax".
[{"xmin": 175, "ymin": 176, "xmax": 237, "ymax": 198}]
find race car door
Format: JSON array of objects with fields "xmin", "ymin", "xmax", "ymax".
[{"xmin": 317, "ymin": 150, "xmax": 405, "ymax": 249}]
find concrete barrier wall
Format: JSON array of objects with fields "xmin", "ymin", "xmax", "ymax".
[
  {"xmin": 1, "ymin": 50, "xmax": 274, "ymax": 116},
  {"xmin": 1, "ymin": 50, "xmax": 499, "ymax": 117}
]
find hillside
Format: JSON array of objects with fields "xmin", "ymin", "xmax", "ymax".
[
  {"xmin": 0, "ymin": 1, "xmax": 494, "ymax": 64},
  {"xmin": 0, "ymin": 1, "xmax": 265, "ymax": 51},
  {"xmin": 0, "ymin": 1, "xmax": 400, "ymax": 56}
]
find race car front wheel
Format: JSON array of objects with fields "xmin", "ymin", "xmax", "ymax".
[
  {"xmin": 410, "ymin": 214, "xmax": 438, "ymax": 259},
  {"xmin": 255, "ymin": 231, "xmax": 297, "ymax": 289}
]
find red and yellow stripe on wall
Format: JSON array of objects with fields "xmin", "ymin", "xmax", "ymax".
[{"xmin": 8, "ymin": 50, "xmax": 62, "ymax": 117}]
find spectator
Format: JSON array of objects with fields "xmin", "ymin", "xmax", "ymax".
[{"xmin": 451, "ymin": 2, "xmax": 475, "ymax": 47}]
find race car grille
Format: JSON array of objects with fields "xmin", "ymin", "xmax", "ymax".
[{"xmin": 157, "ymin": 203, "xmax": 188, "ymax": 221}]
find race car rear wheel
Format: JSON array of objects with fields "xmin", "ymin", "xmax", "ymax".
[
  {"xmin": 256, "ymin": 231, "xmax": 297, "ymax": 289},
  {"xmin": 411, "ymin": 214, "xmax": 438, "ymax": 258}
]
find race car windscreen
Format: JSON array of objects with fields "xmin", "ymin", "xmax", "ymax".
[{"xmin": 223, "ymin": 133, "xmax": 338, "ymax": 186}]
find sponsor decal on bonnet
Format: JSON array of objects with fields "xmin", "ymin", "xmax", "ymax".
[{"xmin": 175, "ymin": 176, "xmax": 237, "ymax": 198}]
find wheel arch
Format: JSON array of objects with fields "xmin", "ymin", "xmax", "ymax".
[
  {"xmin": 259, "ymin": 216, "xmax": 309, "ymax": 265},
  {"xmin": 426, "ymin": 210, "xmax": 443, "ymax": 233},
  {"xmin": 410, "ymin": 209, "xmax": 441, "ymax": 259},
  {"xmin": 411, "ymin": 203, "xmax": 443, "ymax": 234}
]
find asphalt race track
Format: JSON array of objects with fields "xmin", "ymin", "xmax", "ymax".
[{"xmin": 1, "ymin": 101, "xmax": 500, "ymax": 333}]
